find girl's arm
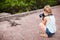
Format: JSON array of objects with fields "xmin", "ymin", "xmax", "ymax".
[{"xmin": 42, "ymin": 17, "xmax": 47, "ymax": 25}]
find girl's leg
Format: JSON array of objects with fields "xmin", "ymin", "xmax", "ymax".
[
  {"xmin": 39, "ymin": 22, "xmax": 46, "ymax": 34},
  {"xmin": 39, "ymin": 23, "xmax": 48, "ymax": 37}
]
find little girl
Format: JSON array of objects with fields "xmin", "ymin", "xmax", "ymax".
[{"xmin": 39, "ymin": 5, "xmax": 56, "ymax": 38}]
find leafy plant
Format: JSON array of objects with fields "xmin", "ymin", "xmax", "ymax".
[{"xmin": 0, "ymin": 0, "xmax": 59, "ymax": 14}]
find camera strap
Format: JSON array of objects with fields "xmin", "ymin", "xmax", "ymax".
[
  {"xmin": 45, "ymin": 14, "xmax": 53, "ymax": 17},
  {"xmin": 42, "ymin": 14, "xmax": 53, "ymax": 20}
]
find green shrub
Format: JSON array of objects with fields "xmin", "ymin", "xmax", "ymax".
[{"xmin": 0, "ymin": 0, "xmax": 59, "ymax": 14}]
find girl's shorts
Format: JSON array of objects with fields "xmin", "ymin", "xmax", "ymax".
[{"xmin": 46, "ymin": 28, "xmax": 55, "ymax": 37}]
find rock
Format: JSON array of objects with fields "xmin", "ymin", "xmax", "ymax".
[{"xmin": 0, "ymin": 13, "xmax": 11, "ymax": 17}]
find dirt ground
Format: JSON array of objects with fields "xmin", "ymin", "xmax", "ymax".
[{"xmin": 0, "ymin": 5, "xmax": 60, "ymax": 40}]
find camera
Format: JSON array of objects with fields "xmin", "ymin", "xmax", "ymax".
[
  {"xmin": 39, "ymin": 13, "xmax": 45, "ymax": 20},
  {"xmin": 39, "ymin": 13, "xmax": 45, "ymax": 18}
]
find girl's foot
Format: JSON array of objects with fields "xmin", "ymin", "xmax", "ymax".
[{"xmin": 40, "ymin": 33, "xmax": 48, "ymax": 38}]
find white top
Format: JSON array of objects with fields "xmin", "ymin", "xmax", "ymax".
[{"xmin": 46, "ymin": 15, "xmax": 56, "ymax": 33}]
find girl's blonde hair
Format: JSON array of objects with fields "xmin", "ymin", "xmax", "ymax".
[{"xmin": 44, "ymin": 5, "xmax": 52, "ymax": 14}]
